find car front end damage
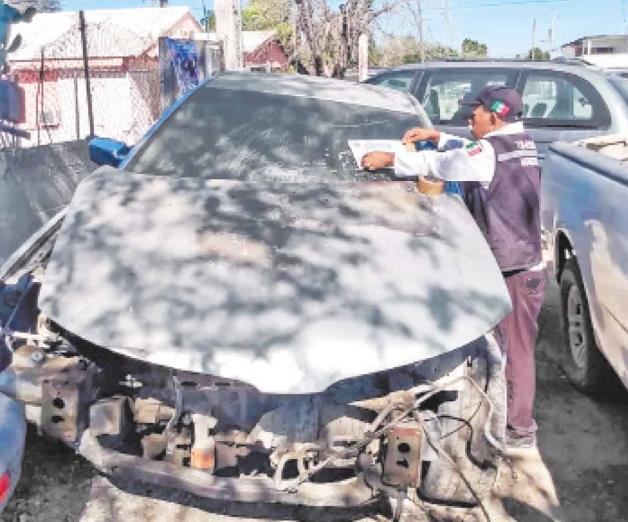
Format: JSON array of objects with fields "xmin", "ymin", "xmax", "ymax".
[{"xmin": 0, "ymin": 169, "xmax": 510, "ymax": 518}]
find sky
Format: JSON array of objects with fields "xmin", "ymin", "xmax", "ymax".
[{"xmin": 61, "ymin": 0, "xmax": 621, "ymax": 58}]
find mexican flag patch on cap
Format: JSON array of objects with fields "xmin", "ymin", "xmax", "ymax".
[
  {"xmin": 465, "ymin": 141, "xmax": 483, "ymax": 157},
  {"xmin": 491, "ymin": 100, "xmax": 510, "ymax": 117}
]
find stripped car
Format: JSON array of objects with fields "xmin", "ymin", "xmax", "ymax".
[{"xmin": 0, "ymin": 73, "xmax": 510, "ymax": 518}]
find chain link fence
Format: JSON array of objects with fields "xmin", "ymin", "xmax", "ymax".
[{"xmin": 5, "ymin": 9, "xmax": 221, "ymax": 149}]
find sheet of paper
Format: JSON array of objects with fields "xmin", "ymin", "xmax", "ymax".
[{"xmin": 348, "ymin": 139, "xmax": 408, "ymax": 169}]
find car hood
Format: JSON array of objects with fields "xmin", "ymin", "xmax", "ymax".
[{"xmin": 38, "ymin": 168, "xmax": 510, "ymax": 393}]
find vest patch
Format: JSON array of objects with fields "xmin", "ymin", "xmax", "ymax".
[{"xmin": 465, "ymin": 142, "xmax": 483, "ymax": 156}]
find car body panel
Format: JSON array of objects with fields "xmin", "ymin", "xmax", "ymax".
[
  {"xmin": 38, "ymin": 168, "xmax": 511, "ymax": 393},
  {"xmin": 0, "ymin": 392, "xmax": 26, "ymax": 513},
  {"xmin": 541, "ymin": 140, "xmax": 628, "ymax": 389}
]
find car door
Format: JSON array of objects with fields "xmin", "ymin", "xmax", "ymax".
[
  {"xmin": 518, "ymin": 71, "xmax": 611, "ymax": 161},
  {"xmin": 414, "ymin": 68, "xmax": 519, "ymax": 139}
]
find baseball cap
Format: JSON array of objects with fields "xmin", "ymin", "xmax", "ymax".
[{"xmin": 461, "ymin": 85, "xmax": 523, "ymax": 122}]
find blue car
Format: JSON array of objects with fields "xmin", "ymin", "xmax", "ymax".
[{"xmin": 0, "ymin": 390, "xmax": 25, "ymax": 512}]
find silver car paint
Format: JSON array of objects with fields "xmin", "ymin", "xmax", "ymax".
[
  {"xmin": 541, "ymin": 141, "xmax": 628, "ymax": 388},
  {"xmin": 38, "ymin": 168, "xmax": 511, "ymax": 393}
]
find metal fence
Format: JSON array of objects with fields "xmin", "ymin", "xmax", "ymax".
[{"xmin": 3, "ymin": 11, "xmax": 222, "ymax": 150}]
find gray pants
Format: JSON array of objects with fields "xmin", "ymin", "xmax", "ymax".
[{"xmin": 494, "ymin": 269, "xmax": 546, "ymax": 438}]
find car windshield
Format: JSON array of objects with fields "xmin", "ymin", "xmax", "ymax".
[{"xmin": 125, "ymin": 80, "xmax": 428, "ymax": 181}]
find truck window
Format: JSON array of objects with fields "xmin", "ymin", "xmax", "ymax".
[
  {"xmin": 521, "ymin": 72, "xmax": 611, "ymax": 129},
  {"xmin": 367, "ymin": 70, "xmax": 416, "ymax": 92},
  {"xmin": 418, "ymin": 69, "xmax": 517, "ymax": 125}
]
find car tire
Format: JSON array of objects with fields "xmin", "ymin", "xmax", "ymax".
[{"xmin": 559, "ymin": 257, "xmax": 611, "ymax": 393}]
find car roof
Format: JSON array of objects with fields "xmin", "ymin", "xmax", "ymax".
[
  {"xmin": 374, "ymin": 59, "xmax": 611, "ymax": 82},
  {"xmin": 206, "ymin": 71, "xmax": 421, "ymax": 115}
]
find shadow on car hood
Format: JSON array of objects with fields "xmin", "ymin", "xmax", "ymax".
[{"xmin": 38, "ymin": 168, "xmax": 510, "ymax": 393}]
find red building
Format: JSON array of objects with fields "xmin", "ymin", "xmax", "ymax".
[{"xmin": 243, "ymin": 31, "xmax": 290, "ymax": 72}]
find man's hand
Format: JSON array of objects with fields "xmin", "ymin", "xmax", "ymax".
[
  {"xmin": 361, "ymin": 151, "xmax": 394, "ymax": 171},
  {"xmin": 402, "ymin": 127, "xmax": 440, "ymax": 145}
]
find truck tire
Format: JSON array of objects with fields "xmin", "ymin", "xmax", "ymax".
[{"xmin": 559, "ymin": 258, "xmax": 610, "ymax": 393}]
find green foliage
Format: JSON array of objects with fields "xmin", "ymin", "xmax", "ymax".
[
  {"xmin": 241, "ymin": 0, "xmax": 294, "ymax": 54},
  {"xmin": 527, "ymin": 47, "xmax": 550, "ymax": 60},
  {"xmin": 461, "ymin": 37, "xmax": 487, "ymax": 57},
  {"xmin": 201, "ymin": 9, "xmax": 215, "ymax": 31},
  {"xmin": 242, "ymin": 0, "xmax": 291, "ymax": 30}
]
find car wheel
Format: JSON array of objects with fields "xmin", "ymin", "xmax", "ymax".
[{"xmin": 559, "ymin": 258, "xmax": 610, "ymax": 393}]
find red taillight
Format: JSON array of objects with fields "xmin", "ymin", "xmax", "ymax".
[{"xmin": 0, "ymin": 471, "xmax": 10, "ymax": 503}]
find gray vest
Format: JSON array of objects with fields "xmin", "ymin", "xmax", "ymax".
[{"xmin": 463, "ymin": 132, "xmax": 542, "ymax": 273}]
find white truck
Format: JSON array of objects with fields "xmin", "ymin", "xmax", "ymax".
[{"xmin": 542, "ymin": 134, "xmax": 628, "ymax": 393}]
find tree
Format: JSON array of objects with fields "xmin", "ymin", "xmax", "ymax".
[
  {"xmin": 295, "ymin": 0, "xmax": 395, "ymax": 77},
  {"xmin": 7, "ymin": 0, "xmax": 60, "ymax": 11},
  {"xmin": 461, "ymin": 37, "xmax": 487, "ymax": 57},
  {"xmin": 200, "ymin": 9, "xmax": 215, "ymax": 31},
  {"xmin": 373, "ymin": 35, "xmax": 457, "ymax": 67},
  {"xmin": 527, "ymin": 47, "xmax": 550, "ymax": 61},
  {"xmin": 242, "ymin": 0, "xmax": 294, "ymax": 56}
]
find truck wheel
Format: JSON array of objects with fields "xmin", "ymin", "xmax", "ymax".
[{"xmin": 559, "ymin": 258, "xmax": 609, "ymax": 393}]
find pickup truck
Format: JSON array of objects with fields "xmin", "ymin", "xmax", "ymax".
[{"xmin": 541, "ymin": 134, "xmax": 628, "ymax": 392}]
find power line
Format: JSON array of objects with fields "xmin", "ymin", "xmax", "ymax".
[{"xmin": 424, "ymin": 0, "xmax": 613, "ymax": 10}]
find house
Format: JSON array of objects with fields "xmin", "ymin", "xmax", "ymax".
[
  {"xmin": 561, "ymin": 35, "xmax": 628, "ymax": 70},
  {"xmin": 9, "ymin": 7, "xmax": 202, "ymax": 147},
  {"xmin": 205, "ymin": 30, "xmax": 290, "ymax": 72},
  {"xmin": 242, "ymin": 30, "xmax": 289, "ymax": 72}
]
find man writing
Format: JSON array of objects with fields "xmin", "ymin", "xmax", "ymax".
[{"xmin": 362, "ymin": 86, "xmax": 545, "ymax": 449}]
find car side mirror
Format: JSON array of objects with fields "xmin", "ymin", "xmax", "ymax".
[{"xmin": 89, "ymin": 137, "xmax": 130, "ymax": 167}]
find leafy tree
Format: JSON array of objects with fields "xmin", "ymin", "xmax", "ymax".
[
  {"xmin": 238, "ymin": 0, "xmax": 394, "ymax": 77},
  {"xmin": 7, "ymin": 0, "xmax": 60, "ymax": 11},
  {"xmin": 200, "ymin": 8, "xmax": 215, "ymax": 31},
  {"xmin": 242, "ymin": 0, "xmax": 294, "ymax": 57},
  {"xmin": 527, "ymin": 47, "xmax": 550, "ymax": 60},
  {"xmin": 461, "ymin": 37, "xmax": 487, "ymax": 57}
]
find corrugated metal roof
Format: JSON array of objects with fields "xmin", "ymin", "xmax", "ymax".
[{"xmin": 10, "ymin": 6, "xmax": 200, "ymax": 62}]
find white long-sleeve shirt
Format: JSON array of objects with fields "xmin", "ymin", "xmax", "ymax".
[{"xmin": 394, "ymin": 121, "xmax": 527, "ymax": 189}]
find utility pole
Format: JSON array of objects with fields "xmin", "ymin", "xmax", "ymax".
[
  {"xmin": 215, "ymin": 0, "xmax": 243, "ymax": 70},
  {"xmin": 79, "ymin": 10, "xmax": 94, "ymax": 137},
  {"xmin": 417, "ymin": 0, "xmax": 424, "ymax": 63},
  {"xmin": 531, "ymin": 16, "xmax": 536, "ymax": 59},
  {"xmin": 548, "ymin": 14, "xmax": 557, "ymax": 56},
  {"xmin": 358, "ymin": 33, "xmax": 368, "ymax": 81}
]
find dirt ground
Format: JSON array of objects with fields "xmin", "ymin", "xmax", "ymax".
[{"xmin": 3, "ymin": 284, "xmax": 628, "ymax": 522}]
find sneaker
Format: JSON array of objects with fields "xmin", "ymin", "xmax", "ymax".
[{"xmin": 505, "ymin": 432, "xmax": 536, "ymax": 449}]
